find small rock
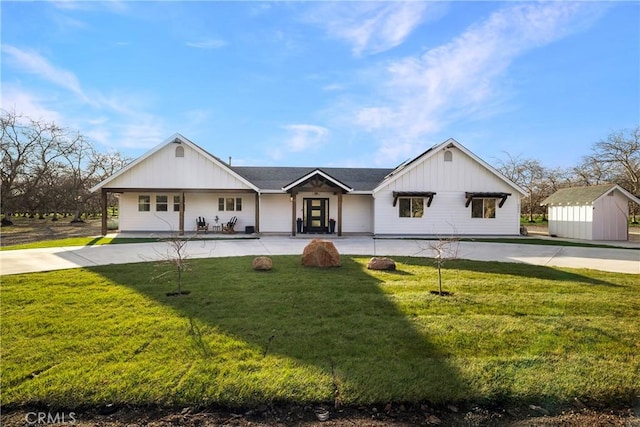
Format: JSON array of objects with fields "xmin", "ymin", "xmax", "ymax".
[
  {"xmin": 367, "ymin": 256, "xmax": 396, "ymax": 271},
  {"xmin": 529, "ymin": 404, "xmax": 550, "ymax": 416},
  {"xmin": 314, "ymin": 408, "xmax": 330, "ymax": 422},
  {"xmin": 573, "ymin": 398, "xmax": 587, "ymax": 409},
  {"xmin": 427, "ymin": 414, "xmax": 442, "ymax": 424},
  {"xmin": 447, "ymin": 404, "xmax": 459, "ymax": 413},
  {"xmin": 252, "ymin": 256, "xmax": 273, "ymax": 271}
]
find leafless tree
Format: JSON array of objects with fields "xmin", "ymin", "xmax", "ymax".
[
  {"xmin": 428, "ymin": 235, "xmax": 460, "ymax": 296},
  {"xmin": 495, "ymin": 153, "xmax": 547, "ymax": 222}
]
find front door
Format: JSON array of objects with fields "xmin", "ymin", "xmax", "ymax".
[{"xmin": 304, "ymin": 198, "xmax": 328, "ymax": 233}]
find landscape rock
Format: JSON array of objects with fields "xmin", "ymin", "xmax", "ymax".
[
  {"xmin": 367, "ymin": 257, "xmax": 396, "ymax": 271},
  {"xmin": 252, "ymin": 256, "xmax": 273, "ymax": 271},
  {"xmin": 301, "ymin": 239, "xmax": 340, "ymax": 268}
]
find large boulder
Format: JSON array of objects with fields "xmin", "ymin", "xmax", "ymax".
[
  {"xmin": 301, "ymin": 239, "xmax": 341, "ymax": 268},
  {"xmin": 367, "ymin": 257, "xmax": 396, "ymax": 271},
  {"xmin": 252, "ymin": 256, "xmax": 273, "ymax": 271}
]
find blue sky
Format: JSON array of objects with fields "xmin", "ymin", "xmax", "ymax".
[{"xmin": 2, "ymin": 1, "xmax": 638, "ymax": 170}]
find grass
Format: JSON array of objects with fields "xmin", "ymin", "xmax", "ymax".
[{"xmin": 2, "ymin": 255, "xmax": 638, "ymax": 410}]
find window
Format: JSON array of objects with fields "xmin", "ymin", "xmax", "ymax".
[
  {"xmin": 138, "ymin": 195, "xmax": 150, "ymax": 212},
  {"xmin": 471, "ymin": 198, "xmax": 496, "ymax": 218},
  {"xmin": 173, "ymin": 195, "xmax": 181, "ymax": 212},
  {"xmin": 175, "ymin": 146, "xmax": 184, "ymax": 157},
  {"xmin": 399, "ymin": 197, "xmax": 424, "ymax": 218},
  {"xmin": 156, "ymin": 195, "xmax": 168, "ymax": 212},
  {"xmin": 218, "ymin": 197, "xmax": 242, "ymax": 211},
  {"xmin": 444, "ymin": 150, "xmax": 453, "ymax": 162}
]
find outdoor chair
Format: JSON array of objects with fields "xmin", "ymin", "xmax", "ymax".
[
  {"xmin": 196, "ymin": 217, "xmax": 209, "ymax": 233},
  {"xmin": 223, "ymin": 216, "xmax": 238, "ymax": 233}
]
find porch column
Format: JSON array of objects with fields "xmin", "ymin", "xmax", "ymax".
[
  {"xmin": 178, "ymin": 191, "xmax": 185, "ymax": 236},
  {"xmin": 101, "ymin": 188, "xmax": 108, "ymax": 236},
  {"xmin": 255, "ymin": 192, "xmax": 260, "ymax": 233},
  {"xmin": 291, "ymin": 191, "xmax": 297, "ymax": 236},
  {"xmin": 337, "ymin": 192, "xmax": 343, "ymax": 237}
]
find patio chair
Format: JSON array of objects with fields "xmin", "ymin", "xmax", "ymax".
[
  {"xmin": 196, "ymin": 217, "xmax": 209, "ymax": 233},
  {"xmin": 223, "ymin": 216, "xmax": 238, "ymax": 233}
]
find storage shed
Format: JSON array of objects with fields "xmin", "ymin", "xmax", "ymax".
[{"xmin": 541, "ymin": 184, "xmax": 640, "ymax": 241}]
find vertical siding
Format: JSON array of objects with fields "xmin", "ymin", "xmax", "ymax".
[
  {"xmin": 593, "ymin": 191, "xmax": 628, "ymax": 240},
  {"xmin": 373, "ymin": 147, "xmax": 521, "ymax": 235},
  {"xmin": 107, "ymin": 143, "xmax": 252, "ymax": 190},
  {"xmin": 548, "ymin": 205, "xmax": 593, "ymax": 240}
]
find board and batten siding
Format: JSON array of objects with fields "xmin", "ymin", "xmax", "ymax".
[
  {"xmin": 373, "ymin": 147, "xmax": 521, "ymax": 235},
  {"xmin": 106, "ymin": 143, "xmax": 252, "ymax": 190},
  {"xmin": 547, "ymin": 205, "xmax": 593, "ymax": 240}
]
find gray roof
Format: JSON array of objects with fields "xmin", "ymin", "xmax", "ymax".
[
  {"xmin": 231, "ymin": 166, "xmax": 394, "ymax": 192},
  {"xmin": 541, "ymin": 183, "xmax": 619, "ymax": 206}
]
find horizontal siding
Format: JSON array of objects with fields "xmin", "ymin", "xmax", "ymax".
[
  {"xmin": 342, "ymin": 195, "xmax": 373, "ymax": 233},
  {"xmin": 260, "ymin": 194, "xmax": 290, "ymax": 233},
  {"xmin": 108, "ymin": 143, "xmax": 252, "ymax": 190},
  {"xmin": 119, "ymin": 192, "xmax": 255, "ymax": 232}
]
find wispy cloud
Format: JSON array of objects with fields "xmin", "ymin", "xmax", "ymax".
[
  {"xmin": 2, "ymin": 45, "xmax": 92, "ymax": 104},
  {"xmin": 282, "ymin": 124, "xmax": 329, "ymax": 152},
  {"xmin": 306, "ymin": 2, "xmax": 439, "ymax": 56},
  {"xmin": 349, "ymin": 2, "xmax": 605, "ymax": 163},
  {"xmin": 186, "ymin": 39, "xmax": 227, "ymax": 49},
  {"xmin": 2, "ymin": 45, "xmax": 167, "ymax": 150}
]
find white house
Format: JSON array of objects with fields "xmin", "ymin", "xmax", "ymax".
[
  {"xmin": 541, "ymin": 183, "xmax": 640, "ymax": 241},
  {"xmin": 91, "ymin": 134, "xmax": 526, "ymax": 237}
]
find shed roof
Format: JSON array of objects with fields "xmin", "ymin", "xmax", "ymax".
[{"xmin": 541, "ymin": 183, "xmax": 640, "ymax": 206}]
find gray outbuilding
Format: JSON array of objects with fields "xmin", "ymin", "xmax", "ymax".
[{"xmin": 541, "ymin": 183, "xmax": 640, "ymax": 241}]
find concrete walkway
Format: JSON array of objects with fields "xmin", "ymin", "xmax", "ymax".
[{"xmin": 1, "ymin": 235, "xmax": 638, "ymax": 275}]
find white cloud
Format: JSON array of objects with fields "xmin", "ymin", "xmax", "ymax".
[
  {"xmin": 2, "ymin": 45, "xmax": 93, "ymax": 104},
  {"xmin": 1, "ymin": 45, "xmax": 167, "ymax": 151},
  {"xmin": 306, "ymin": 2, "xmax": 438, "ymax": 56},
  {"xmin": 186, "ymin": 39, "xmax": 227, "ymax": 49},
  {"xmin": 282, "ymin": 124, "xmax": 329, "ymax": 152},
  {"xmin": 1, "ymin": 85, "xmax": 63, "ymax": 123},
  {"xmin": 349, "ymin": 2, "xmax": 605, "ymax": 164}
]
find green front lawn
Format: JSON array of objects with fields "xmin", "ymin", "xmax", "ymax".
[{"xmin": 2, "ymin": 256, "xmax": 638, "ymax": 409}]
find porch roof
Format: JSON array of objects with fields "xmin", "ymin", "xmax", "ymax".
[{"xmin": 231, "ymin": 166, "xmax": 393, "ymax": 192}]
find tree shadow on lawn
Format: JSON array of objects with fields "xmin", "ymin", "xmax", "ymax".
[
  {"xmin": 92, "ymin": 256, "xmax": 475, "ymax": 406},
  {"xmin": 438, "ymin": 258, "xmax": 620, "ymax": 287}
]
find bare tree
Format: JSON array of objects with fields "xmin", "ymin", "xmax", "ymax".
[
  {"xmin": 428, "ymin": 236, "xmax": 460, "ymax": 296},
  {"xmin": 495, "ymin": 153, "xmax": 547, "ymax": 222}
]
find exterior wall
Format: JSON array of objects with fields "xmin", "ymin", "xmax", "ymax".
[
  {"xmin": 373, "ymin": 147, "xmax": 521, "ymax": 235},
  {"xmin": 342, "ymin": 195, "xmax": 373, "ymax": 233},
  {"xmin": 259, "ymin": 194, "xmax": 291, "ymax": 233},
  {"xmin": 118, "ymin": 192, "xmax": 255, "ymax": 232},
  {"xmin": 107, "ymin": 143, "xmax": 252, "ymax": 190},
  {"xmin": 119, "ymin": 192, "xmax": 181, "ymax": 232},
  {"xmin": 593, "ymin": 190, "xmax": 629, "ymax": 240},
  {"xmin": 547, "ymin": 205, "xmax": 593, "ymax": 240}
]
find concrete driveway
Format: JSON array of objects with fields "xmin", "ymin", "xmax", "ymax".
[{"xmin": 1, "ymin": 236, "xmax": 638, "ymax": 275}]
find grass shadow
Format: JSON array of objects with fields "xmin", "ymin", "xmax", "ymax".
[
  {"xmin": 438, "ymin": 258, "xmax": 620, "ymax": 287},
  {"xmin": 91, "ymin": 255, "xmax": 475, "ymax": 406}
]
